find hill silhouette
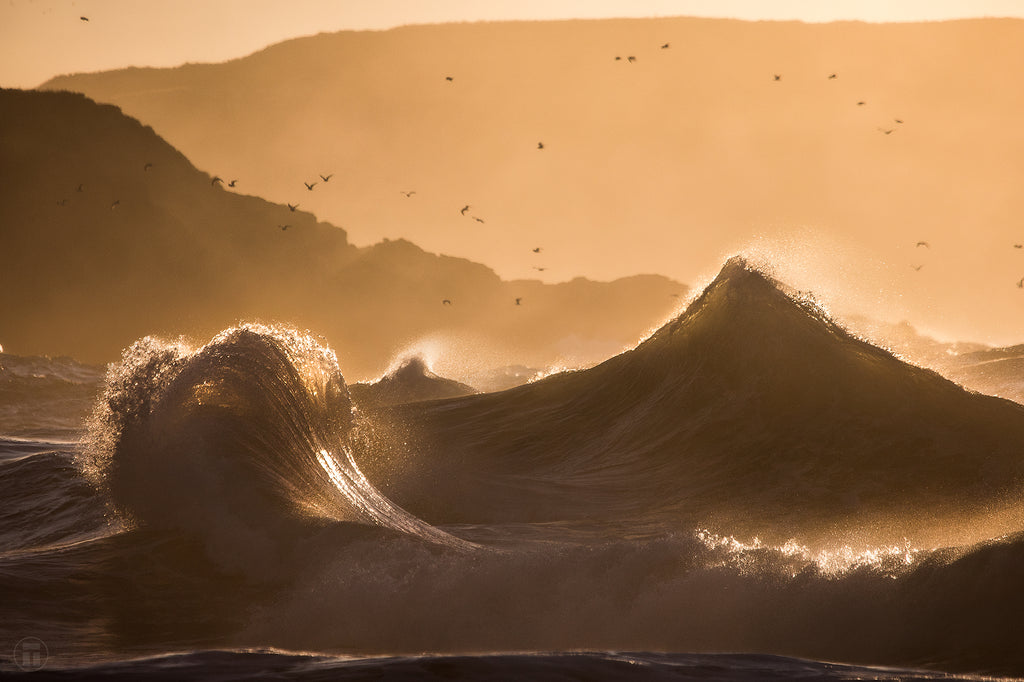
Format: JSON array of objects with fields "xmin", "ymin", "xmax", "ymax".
[
  {"xmin": 375, "ymin": 258, "xmax": 1024, "ymax": 546},
  {"xmin": 40, "ymin": 17, "xmax": 1024, "ymax": 346},
  {"xmin": 0, "ymin": 89, "xmax": 683, "ymax": 379}
]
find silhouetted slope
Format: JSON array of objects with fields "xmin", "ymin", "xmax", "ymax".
[
  {"xmin": 0, "ymin": 89, "xmax": 684, "ymax": 378},
  {"xmin": 40, "ymin": 18, "xmax": 1024, "ymax": 344},
  {"xmin": 380, "ymin": 259, "xmax": 1024, "ymax": 541},
  {"xmin": 351, "ymin": 356, "xmax": 476, "ymax": 407}
]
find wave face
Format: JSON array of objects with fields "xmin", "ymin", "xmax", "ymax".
[
  {"xmin": 373, "ymin": 258, "xmax": 1024, "ymax": 546},
  {"xmin": 83, "ymin": 324, "xmax": 467, "ymax": 576}
]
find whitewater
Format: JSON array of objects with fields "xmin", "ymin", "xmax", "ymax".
[{"xmin": 3, "ymin": 258, "xmax": 1024, "ymax": 680}]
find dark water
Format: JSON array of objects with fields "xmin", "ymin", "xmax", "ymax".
[{"xmin": 4, "ymin": 259, "xmax": 1024, "ymax": 679}]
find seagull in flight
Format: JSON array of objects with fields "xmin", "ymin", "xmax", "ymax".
[
  {"xmin": 80, "ymin": 16, "xmax": 89, "ymax": 22},
  {"xmin": 661, "ymin": 43, "xmax": 670, "ymax": 49},
  {"xmin": 627, "ymin": 56, "xmax": 637, "ymax": 63},
  {"xmin": 442, "ymin": 299, "xmax": 452, "ymax": 305},
  {"xmin": 319, "ymin": 174, "xmax": 333, "ymax": 182},
  {"xmin": 473, "ymin": 216, "xmax": 485, "ymax": 224},
  {"xmin": 532, "ymin": 247, "xmax": 542, "ymax": 253},
  {"xmin": 878, "ymin": 128, "xmax": 894, "ymax": 135},
  {"xmin": 916, "ymin": 241, "xmax": 929, "ymax": 248},
  {"xmin": 828, "ymin": 73, "xmax": 837, "ymax": 79},
  {"xmin": 460, "ymin": 205, "xmax": 470, "ymax": 216},
  {"xmin": 533, "ymin": 266, "xmax": 546, "ymax": 272},
  {"xmin": 144, "ymin": 162, "xmax": 153, "ymax": 171},
  {"xmin": 537, "ymin": 142, "xmax": 544, "ymax": 150},
  {"xmin": 1014, "ymin": 244, "xmax": 1022, "ymax": 249},
  {"xmin": 912, "ymin": 264, "xmax": 924, "ymax": 271},
  {"xmin": 1018, "ymin": 278, "xmax": 1024, "ymax": 289},
  {"xmin": 515, "ymin": 298, "xmax": 522, "ymax": 305},
  {"xmin": 76, "ymin": 183, "xmax": 84, "ymax": 192},
  {"xmin": 228, "ymin": 179, "xmax": 238, "ymax": 187},
  {"xmin": 304, "ymin": 181, "xmax": 317, "ymax": 191},
  {"xmin": 211, "ymin": 176, "xmax": 223, "ymax": 186},
  {"xmin": 401, "ymin": 191, "xmax": 416, "ymax": 198},
  {"xmin": 773, "ymin": 74, "xmax": 781, "ymax": 81},
  {"xmin": 279, "ymin": 224, "xmax": 290, "ymax": 231},
  {"xmin": 857, "ymin": 101, "xmax": 866, "ymax": 106},
  {"xmin": 110, "ymin": 199, "xmax": 120, "ymax": 210},
  {"xmin": 287, "ymin": 203, "xmax": 299, "ymax": 212},
  {"xmin": 446, "ymin": 76, "xmax": 454, "ymax": 82}
]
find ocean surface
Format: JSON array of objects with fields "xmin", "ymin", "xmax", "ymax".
[{"xmin": 4, "ymin": 259, "xmax": 1024, "ymax": 680}]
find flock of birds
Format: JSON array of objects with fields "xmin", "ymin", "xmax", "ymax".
[{"xmin": 58, "ymin": 22, "xmax": 1024, "ymax": 303}]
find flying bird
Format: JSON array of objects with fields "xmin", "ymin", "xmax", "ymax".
[
  {"xmin": 878, "ymin": 128, "xmax": 894, "ymax": 135},
  {"xmin": 614, "ymin": 56, "xmax": 622, "ymax": 61},
  {"xmin": 211, "ymin": 176, "xmax": 223, "ymax": 186},
  {"xmin": 828, "ymin": 73, "xmax": 838, "ymax": 79},
  {"xmin": 773, "ymin": 74, "xmax": 781, "ymax": 81},
  {"xmin": 857, "ymin": 101, "xmax": 866, "ymax": 106},
  {"xmin": 80, "ymin": 16, "xmax": 88, "ymax": 22},
  {"xmin": 627, "ymin": 56, "xmax": 636, "ymax": 63},
  {"xmin": 319, "ymin": 174, "xmax": 333, "ymax": 182},
  {"xmin": 144, "ymin": 162, "xmax": 153, "ymax": 171},
  {"xmin": 445, "ymin": 76, "xmax": 454, "ymax": 82},
  {"xmin": 401, "ymin": 191, "xmax": 416, "ymax": 198},
  {"xmin": 287, "ymin": 203, "xmax": 299, "ymax": 212},
  {"xmin": 661, "ymin": 43, "xmax": 670, "ymax": 49},
  {"xmin": 895, "ymin": 118, "xmax": 904, "ymax": 124},
  {"xmin": 304, "ymin": 181, "xmax": 317, "ymax": 191},
  {"xmin": 537, "ymin": 142, "xmax": 544, "ymax": 150},
  {"xmin": 912, "ymin": 264, "xmax": 924, "ymax": 271},
  {"xmin": 279, "ymin": 224, "xmax": 290, "ymax": 231},
  {"xmin": 110, "ymin": 200, "xmax": 120, "ymax": 210},
  {"xmin": 1018, "ymin": 278, "xmax": 1024, "ymax": 289},
  {"xmin": 228, "ymin": 179, "xmax": 238, "ymax": 187},
  {"xmin": 473, "ymin": 216, "xmax": 485, "ymax": 224},
  {"xmin": 76, "ymin": 183, "xmax": 84, "ymax": 192},
  {"xmin": 460, "ymin": 205, "xmax": 470, "ymax": 215},
  {"xmin": 442, "ymin": 299, "xmax": 452, "ymax": 305},
  {"xmin": 56, "ymin": 198, "xmax": 68, "ymax": 206},
  {"xmin": 916, "ymin": 241, "xmax": 930, "ymax": 248},
  {"xmin": 1014, "ymin": 244, "xmax": 1022, "ymax": 249},
  {"xmin": 533, "ymin": 266, "xmax": 546, "ymax": 272},
  {"xmin": 532, "ymin": 247, "xmax": 542, "ymax": 253},
  {"xmin": 515, "ymin": 298, "xmax": 522, "ymax": 305}
]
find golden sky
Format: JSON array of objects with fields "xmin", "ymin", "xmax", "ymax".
[{"xmin": 2, "ymin": 1, "xmax": 1024, "ymax": 88}]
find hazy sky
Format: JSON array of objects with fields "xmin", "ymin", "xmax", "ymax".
[{"xmin": 2, "ymin": 0, "xmax": 1024, "ymax": 88}]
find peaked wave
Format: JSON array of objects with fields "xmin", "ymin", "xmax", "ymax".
[
  {"xmin": 378, "ymin": 258, "xmax": 1024, "ymax": 545},
  {"xmin": 83, "ymin": 324, "xmax": 469, "ymax": 576}
]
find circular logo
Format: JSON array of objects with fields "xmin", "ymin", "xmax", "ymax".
[{"xmin": 13, "ymin": 637, "xmax": 48, "ymax": 672}]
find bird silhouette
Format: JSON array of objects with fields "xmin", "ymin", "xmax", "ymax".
[
  {"xmin": 1018, "ymin": 278, "xmax": 1024, "ymax": 289},
  {"xmin": 304, "ymin": 181, "xmax": 317, "ymax": 191},
  {"xmin": 773, "ymin": 74, "xmax": 781, "ymax": 81},
  {"xmin": 460, "ymin": 205, "xmax": 470, "ymax": 215},
  {"xmin": 533, "ymin": 266, "xmax": 546, "ymax": 272},
  {"xmin": 912, "ymin": 264, "xmax": 924, "ymax": 271},
  {"xmin": 627, "ymin": 56, "xmax": 636, "ymax": 63},
  {"xmin": 228, "ymin": 179, "xmax": 238, "ymax": 187},
  {"xmin": 878, "ymin": 128, "xmax": 894, "ymax": 135},
  {"xmin": 473, "ymin": 216, "xmax": 485, "ymax": 224},
  {"xmin": 515, "ymin": 298, "xmax": 522, "ymax": 305},
  {"xmin": 857, "ymin": 101, "xmax": 866, "ymax": 106},
  {"xmin": 442, "ymin": 299, "xmax": 452, "ymax": 305},
  {"xmin": 56, "ymin": 198, "xmax": 68, "ymax": 206},
  {"xmin": 143, "ymin": 162, "xmax": 153, "ymax": 171},
  {"xmin": 279, "ymin": 224, "xmax": 290, "ymax": 231},
  {"xmin": 614, "ymin": 56, "xmax": 622, "ymax": 61},
  {"xmin": 110, "ymin": 200, "xmax": 120, "ymax": 210},
  {"xmin": 916, "ymin": 241, "xmax": 930, "ymax": 248},
  {"xmin": 894, "ymin": 119, "xmax": 904, "ymax": 124},
  {"xmin": 401, "ymin": 191, "xmax": 416, "ymax": 198},
  {"xmin": 319, "ymin": 174, "xmax": 333, "ymax": 182},
  {"xmin": 80, "ymin": 16, "xmax": 88, "ymax": 21},
  {"xmin": 537, "ymin": 142, "xmax": 544, "ymax": 150},
  {"xmin": 211, "ymin": 176, "xmax": 223, "ymax": 186},
  {"xmin": 661, "ymin": 43, "xmax": 670, "ymax": 49},
  {"xmin": 445, "ymin": 76, "xmax": 454, "ymax": 82},
  {"xmin": 532, "ymin": 247, "xmax": 542, "ymax": 253},
  {"xmin": 1014, "ymin": 244, "xmax": 1023, "ymax": 249},
  {"xmin": 828, "ymin": 73, "xmax": 838, "ymax": 79},
  {"xmin": 76, "ymin": 183, "xmax": 84, "ymax": 192},
  {"xmin": 287, "ymin": 203, "xmax": 299, "ymax": 212}
]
